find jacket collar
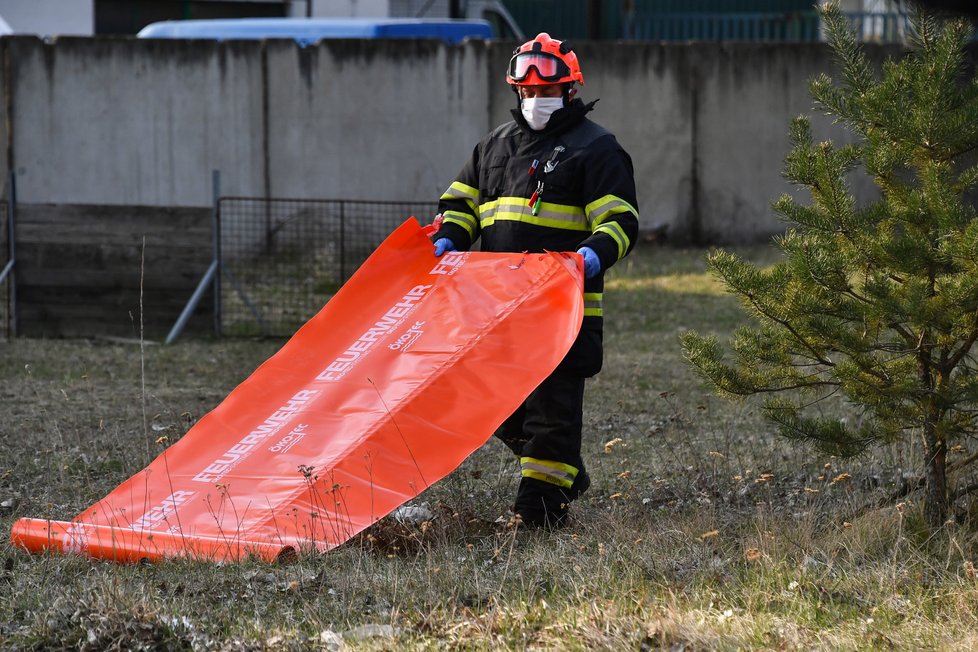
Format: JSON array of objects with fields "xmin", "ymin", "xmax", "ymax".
[{"xmin": 511, "ymin": 98, "xmax": 597, "ymax": 138}]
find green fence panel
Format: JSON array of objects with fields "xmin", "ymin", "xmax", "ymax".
[
  {"xmin": 504, "ymin": 0, "xmax": 819, "ymax": 40},
  {"xmin": 501, "ymin": 1, "xmax": 956, "ymax": 42},
  {"xmin": 633, "ymin": 0, "xmax": 814, "ymax": 12},
  {"xmin": 503, "ymin": 0, "xmax": 591, "ymax": 40},
  {"xmin": 628, "ymin": 11, "xmax": 820, "ymax": 41}
]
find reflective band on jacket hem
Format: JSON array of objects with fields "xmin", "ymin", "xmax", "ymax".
[
  {"xmin": 520, "ymin": 456, "xmax": 578, "ymax": 489},
  {"xmin": 480, "ymin": 197, "xmax": 589, "ymax": 231}
]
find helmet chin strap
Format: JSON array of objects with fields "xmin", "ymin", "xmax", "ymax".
[{"xmin": 563, "ymin": 83, "xmax": 576, "ymax": 106}]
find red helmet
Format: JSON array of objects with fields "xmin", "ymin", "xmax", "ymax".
[{"xmin": 506, "ymin": 33, "xmax": 584, "ymax": 87}]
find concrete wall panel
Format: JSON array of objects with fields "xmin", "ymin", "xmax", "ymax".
[
  {"xmin": 8, "ymin": 36, "xmax": 265, "ymax": 206},
  {"xmin": 695, "ymin": 44, "xmax": 817, "ymax": 243},
  {"xmin": 265, "ymin": 38, "xmax": 490, "ymax": 207},
  {"xmin": 580, "ymin": 43, "xmax": 697, "ymax": 241}
]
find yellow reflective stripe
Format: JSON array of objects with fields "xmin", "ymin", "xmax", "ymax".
[
  {"xmin": 587, "ymin": 195, "xmax": 636, "ymax": 260},
  {"xmin": 479, "ymin": 197, "xmax": 588, "ymax": 231},
  {"xmin": 478, "ymin": 197, "xmax": 526, "ymax": 228},
  {"xmin": 442, "ymin": 210, "xmax": 478, "ymax": 238},
  {"xmin": 440, "ymin": 181, "xmax": 480, "ymax": 215},
  {"xmin": 520, "ymin": 456, "xmax": 578, "ymax": 489},
  {"xmin": 584, "ymin": 292, "xmax": 602, "ymax": 317},
  {"xmin": 594, "ymin": 221, "xmax": 629, "ymax": 259},
  {"xmin": 441, "ymin": 181, "xmax": 479, "ymax": 202},
  {"xmin": 587, "ymin": 194, "xmax": 637, "ymax": 226}
]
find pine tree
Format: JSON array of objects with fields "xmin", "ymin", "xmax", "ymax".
[{"xmin": 680, "ymin": 2, "xmax": 978, "ymax": 529}]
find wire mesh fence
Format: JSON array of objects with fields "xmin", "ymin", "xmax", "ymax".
[{"xmin": 218, "ymin": 197, "xmax": 438, "ymax": 337}]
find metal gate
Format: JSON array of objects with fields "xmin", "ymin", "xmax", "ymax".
[{"xmin": 217, "ymin": 197, "xmax": 438, "ymax": 337}]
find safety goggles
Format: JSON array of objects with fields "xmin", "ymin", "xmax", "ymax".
[{"xmin": 507, "ymin": 51, "xmax": 572, "ymax": 83}]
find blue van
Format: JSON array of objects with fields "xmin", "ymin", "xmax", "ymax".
[{"xmin": 136, "ymin": 17, "xmax": 494, "ymax": 46}]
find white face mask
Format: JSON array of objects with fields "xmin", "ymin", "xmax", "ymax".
[{"xmin": 521, "ymin": 97, "xmax": 564, "ymax": 131}]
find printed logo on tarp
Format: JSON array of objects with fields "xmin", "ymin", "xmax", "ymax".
[
  {"xmin": 130, "ymin": 490, "xmax": 196, "ymax": 531},
  {"xmin": 269, "ymin": 423, "xmax": 308, "ymax": 454},
  {"xmin": 430, "ymin": 251, "xmax": 467, "ymax": 276},
  {"xmin": 192, "ymin": 389, "xmax": 320, "ymax": 483},
  {"xmin": 388, "ymin": 320, "xmax": 425, "ymax": 352},
  {"xmin": 316, "ymin": 284, "xmax": 433, "ymax": 381}
]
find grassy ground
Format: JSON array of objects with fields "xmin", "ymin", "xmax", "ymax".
[{"xmin": 3, "ymin": 241, "xmax": 978, "ymax": 650}]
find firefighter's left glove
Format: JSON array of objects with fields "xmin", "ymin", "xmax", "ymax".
[
  {"xmin": 577, "ymin": 246, "xmax": 601, "ymax": 279},
  {"xmin": 433, "ymin": 238, "xmax": 457, "ymax": 257}
]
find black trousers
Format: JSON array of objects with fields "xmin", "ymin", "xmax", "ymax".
[
  {"xmin": 494, "ymin": 369, "xmax": 587, "ymax": 474},
  {"xmin": 493, "ymin": 320, "xmax": 601, "ymax": 475}
]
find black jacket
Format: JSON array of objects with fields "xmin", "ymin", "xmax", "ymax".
[{"xmin": 433, "ymin": 98, "xmax": 639, "ymax": 376}]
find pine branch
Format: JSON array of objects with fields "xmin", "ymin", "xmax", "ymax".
[
  {"xmin": 943, "ymin": 309, "xmax": 978, "ymax": 371},
  {"xmin": 764, "ymin": 402, "xmax": 876, "ymax": 457},
  {"xmin": 819, "ymin": 2, "xmax": 875, "ymax": 96},
  {"xmin": 728, "ymin": 380, "xmax": 841, "ymax": 396},
  {"xmin": 889, "ymin": 322, "xmax": 917, "ymax": 348},
  {"xmin": 744, "ymin": 298, "xmax": 835, "ymax": 368}
]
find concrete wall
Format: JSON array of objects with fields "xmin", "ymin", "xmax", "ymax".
[
  {"xmin": 264, "ymin": 38, "xmax": 489, "ymax": 201},
  {"xmin": 695, "ymin": 43, "xmax": 833, "ymax": 243},
  {"xmin": 0, "ymin": 35, "xmax": 910, "ymax": 243},
  {"xmin": 6, "ymin": 37, "xmax": 267, "ymax": 204}
]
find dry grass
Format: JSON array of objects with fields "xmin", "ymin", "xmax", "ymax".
[{"xmin": 4, "ymin": 241, "xmax": 978, "ymax": 650}]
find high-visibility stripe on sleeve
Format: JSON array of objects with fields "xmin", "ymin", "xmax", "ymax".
[
  {"xmin": 520, "ymin": 457, "xmax": 579, "ymax": 489},
  {"xmin": 594, "ymin": 221, "xmax": 629, "ymax": 260},
  {"xmin": 587, "ymin": 194, "xmax": 637, "ymax": 226},
  {"xmin": 441, "ymin": 209, "xmax": 479, "ymax": 238},
  {"xmin": 440, "ymin": 181, "xmax": 480, "ymax": 215},
  {"xmin": 583, "ymin": 292, "xmax": 602, "ymax": 317},
  {"xmin": 479, "ymin": 197, "xmax": 588, "ymax": 231},
  {"xmin": 587, "ymin": 195, "xmax": 637, "ymax": 259}
]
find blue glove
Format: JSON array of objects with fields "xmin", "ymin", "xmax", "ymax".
[
  {"xmin": 433, "ymin": 237, "xmax": 456, "ymax": 257},
  {"xmin": 577, "ymin": 246, "xmax": 601, "ymax": 279}
]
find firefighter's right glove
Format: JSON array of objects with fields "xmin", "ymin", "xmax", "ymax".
[{"xmin": 433, "ymin": 238, "xmax": 457, "ymax": 257}]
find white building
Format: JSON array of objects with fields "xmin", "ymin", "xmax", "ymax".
[{"xmin": 0, "ymin": 0, "xmax": 94, "ymax": 36}]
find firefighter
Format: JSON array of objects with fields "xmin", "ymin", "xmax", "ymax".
[{"xmin": 430, "ymin": 32, "xmax": 639, "ymax": 528}]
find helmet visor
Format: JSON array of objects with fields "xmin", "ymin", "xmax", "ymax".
[{"xmin": 508, "ymin": 52, "xmax": 571, "ymax": 83}]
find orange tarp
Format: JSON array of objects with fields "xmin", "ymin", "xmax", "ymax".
[{"xmin": 11, "ymin": 219, "xmax": 584, "ymax": 563}]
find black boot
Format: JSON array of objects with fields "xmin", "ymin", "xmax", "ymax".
[
  {"xmin": 513, "ymin": 477, "xmax": 570, "ymax": 529},
  {"xmin": 567, "ymin": 467, "xmax": 590, "ymax": 501}
]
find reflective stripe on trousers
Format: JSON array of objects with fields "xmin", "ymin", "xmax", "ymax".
[{"xmin": 520, "ymin": 456, "xmax": 579, "ymax": 489}]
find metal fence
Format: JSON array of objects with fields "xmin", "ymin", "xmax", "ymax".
[
  {"xmin": 846, "ymin": 12, "xmax": 911, "ymax": 43},
  {"xmin": 626, "ymin": 11, "xmax": 918, "ymax": 42},
  {"xmin": 218, "ymin": 197, "xmax": 438, "ymax": 337},
  {"xmin": 628, "ymin": 11, "xmax": 821, "ymax": 41},
  {"xmin": 504, "ymin": 0, "xmax": 952, "ymax": 43}
]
